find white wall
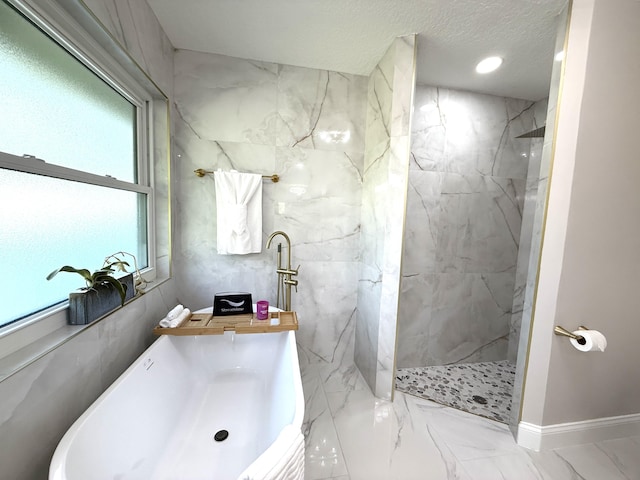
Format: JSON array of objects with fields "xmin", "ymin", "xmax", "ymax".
[{"xmin": 522, "ymin": 0, "xmax": 640, "ymax": 431}]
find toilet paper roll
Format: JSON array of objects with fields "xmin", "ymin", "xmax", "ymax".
[{"xmin": 570, "ymin": 329, "xmax": 607, "ymax": 352}]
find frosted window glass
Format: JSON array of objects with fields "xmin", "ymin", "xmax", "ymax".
[
  {"xmin": 0, "ymin": 1, "xmax": 136, "ymax": 182},
  {"xmin": 0, "ymin": 169, "xmax": 148, "ymax": 327}
]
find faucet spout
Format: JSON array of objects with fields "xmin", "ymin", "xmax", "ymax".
[{"xmin": 266, "ymin": 231, "xmax": 292, "ymax": 271}]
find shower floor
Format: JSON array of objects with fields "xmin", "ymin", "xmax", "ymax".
[{"xmin": 395, "ymin": 360, "xmax": 516, "ymax": 423}]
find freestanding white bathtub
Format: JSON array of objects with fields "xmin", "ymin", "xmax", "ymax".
[{"xmin": 49, "ymin": 330, "xmax": 304, "ymax": 480}]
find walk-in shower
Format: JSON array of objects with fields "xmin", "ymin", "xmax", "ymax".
[{"xmin": 395, "ymin": 85, "xmax": 548, "ymax": 423}]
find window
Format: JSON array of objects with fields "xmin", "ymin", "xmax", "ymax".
[{"xmin": 0, "ymin": 0, "xmax": 153, "ymax": 329}]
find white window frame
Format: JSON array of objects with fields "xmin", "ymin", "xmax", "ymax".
[{"xmin": 0, "ymin": 0, "xmax": 158, "ymax": 360}]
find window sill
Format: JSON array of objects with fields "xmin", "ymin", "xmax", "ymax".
[{"xmin": 0, "ymin": 275, "xmax": 170, "ymax": 383}]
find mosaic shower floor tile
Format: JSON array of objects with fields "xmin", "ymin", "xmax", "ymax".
[{"xmin": 396, "ymin": 360, "xmax": 516, "ymax": 423}]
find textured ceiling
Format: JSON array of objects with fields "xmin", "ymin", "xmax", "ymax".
[{"xmin": 147, "ymin": 0, "xmax": 568, "ymax": 101}]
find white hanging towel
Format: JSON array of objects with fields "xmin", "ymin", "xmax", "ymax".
[{"xmin": 214, "ymin": 170, "xmax": 263, "ymax": 255}]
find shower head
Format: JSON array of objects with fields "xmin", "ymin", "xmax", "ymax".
[{"xmin": 516, "ymin": 126, "xmax": 546, "ymax": 138}]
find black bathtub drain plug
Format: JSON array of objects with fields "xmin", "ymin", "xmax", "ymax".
[{"xmin": 214, "ymin": 430, "xmax": 229, "ymax": 442}]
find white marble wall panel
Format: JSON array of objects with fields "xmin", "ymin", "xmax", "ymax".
[
  {"xmin": 174, "ymin": 50, "xmax": 278, "ymax": 145},
  {"xmin": 398, "ymin": 85, "xmax": 537, "ymax": 368},
  {"xmin": 365, "ymin": 53, "xmax": 394, "ymax": 147},
  {"xmin": 355, "ymin": 264, "xmax": 383, "ymax": 389},
  {"xmin": 294, "ymin": 261, "xmax": 358, "ymax": 367},
  {"xmin": 172, "ymin": 50, "xmax": 367, "ymax": 367},
  {"xmin": 0, "ymin": 1, "xmax": 177, "ymax": 478},
  {"xmin": 375, "ymin": 134, "xmax": 411, "ymax": 398},
  {"xmin": 277, "ymin": 66, "xmax": 367, "ymax": 152},
  {"xmin": 80, "ymin": 0, "xmax": 174, "ymax": 95},
  {"xmin": 396, "ymin": 273, "xmax": 435, "ymax": 368},
  {"xmin": 436, "ymin": 174, "xmax": 525, "ymax": 274},
  {"xmin": 355, "ymin": 36, "xmax": 416, "ymax": 399},
  {"xmin": 401, "ymin": 172, "xmax": 442, "ymax": 274},
  {"xmin": 429, "ymin": 272, "xmax": 513, "ymax": 364},
  {"xmin": 390, "ymin": 36, "xmax": 415, "ymax": 137},
  {"xmin": 272, "ymin": 147, "xmax": 363, "ymax": 263},
  {"xmin": 412, "ymin": 88, "xmax": 534, "ymax": 179}
]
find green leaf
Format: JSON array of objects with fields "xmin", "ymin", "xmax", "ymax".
[
  {"xmin": 100, "ymin": 275, "xmax": 127, "ymax": 306},
  {"xmin": 46, "ymin": 266, "xmax": 92, "ymax": 283}
]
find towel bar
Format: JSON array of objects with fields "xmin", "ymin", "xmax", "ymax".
[{"xmin": 194, "ymin": 168, "xmax": 279, "ymax": 183}]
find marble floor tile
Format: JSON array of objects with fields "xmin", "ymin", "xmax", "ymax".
[
  {"xmin": 326, "ymin": 387, "xmax": 470, "ymax": 480},
  {"xmin": 461, "ymin": 452, "xmax": 550, "ymax": 480},
  {"xmin": 551, "ymin": 440, "xmax": 640, "ymax": 480},
  {"xmin": 593, "ymin": 436, "xmax": 640, "ymax": 479},
  {"xmin": 301, "ymin": 362, "xmax": 639, "ymax": 480},
  {"xmin": 414, "ymin": 400, "xmax": 523, "ymax": 462}
]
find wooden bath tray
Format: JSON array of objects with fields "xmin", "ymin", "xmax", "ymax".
[{"xmin": 153, "ymin": 311, "xmax": 298, "ymax": 336}]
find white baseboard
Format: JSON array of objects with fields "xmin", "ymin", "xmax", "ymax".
[{"xmin": 517, "ymin": 413, "xmax": 640, "ymax": 451}]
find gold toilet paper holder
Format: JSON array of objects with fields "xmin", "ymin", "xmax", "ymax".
[{"xmin": 554, "ymin": 325, "xmax": 589, "ymax": 345}]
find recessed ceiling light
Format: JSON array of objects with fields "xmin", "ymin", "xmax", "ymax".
[{"xmin": 475, "ymin": 56, "xmax": 503, "ymax": 74}]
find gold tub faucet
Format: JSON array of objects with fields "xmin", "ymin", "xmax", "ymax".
[{"xmin": 266, "ymin": 231, "xmax": 299, "ymax": 311}]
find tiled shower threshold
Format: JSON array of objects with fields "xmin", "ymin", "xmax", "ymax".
[{"xmin": 396, "ymin": 360, "xmax": 516, "ymax": 423}]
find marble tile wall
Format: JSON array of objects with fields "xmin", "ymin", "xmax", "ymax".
[
  {"xmin": 172, "ymin": 50, "xmax": 368, "ymax": 368},
  {"xmin": 397, "ymin": 86, "xmax": 538, "ymax": 368},
  {"xmin": 355, "ymin": 36, "xmax": 416, "ymax": 399},
  {"xmin": 0, "ymin": 1, "xmax": 178, "ymax": 478}
]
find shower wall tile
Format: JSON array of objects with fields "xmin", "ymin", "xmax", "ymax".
[
  {"xmin": 435, "ymin": 174, "xmax": 525, "ymax": 274},
  {"xmin": 396, "ymin": 273, "xmax": 436, "ymax": 368},
  {"xmin": 172, "ymin": 50, "xmax": 368, "ymax": 368},
  {"xmin": 411, "ymin": 87, "xmax": 534, "ymax": 178},
  {"xmin": 398, "ymin": 85, "xmax": 537, "ymax": 368},
  {"xmin": 428, "ymin": 273, "xmax": 512, "ymax": 365},
  {"xmin": 276, "ymin": 66, "xmax": 367, "ymax": 153},
  {"xmin": 402, "ymin": 172, "xmax": 442, "ymax": 275},
  {"xmin": 355, "ymin": 35, "xmax": 416, "ymax": 399}
]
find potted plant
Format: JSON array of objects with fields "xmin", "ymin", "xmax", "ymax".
[{"xmin": 46, "ymin": 259, "xmax": 135, "ymax": 325}]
